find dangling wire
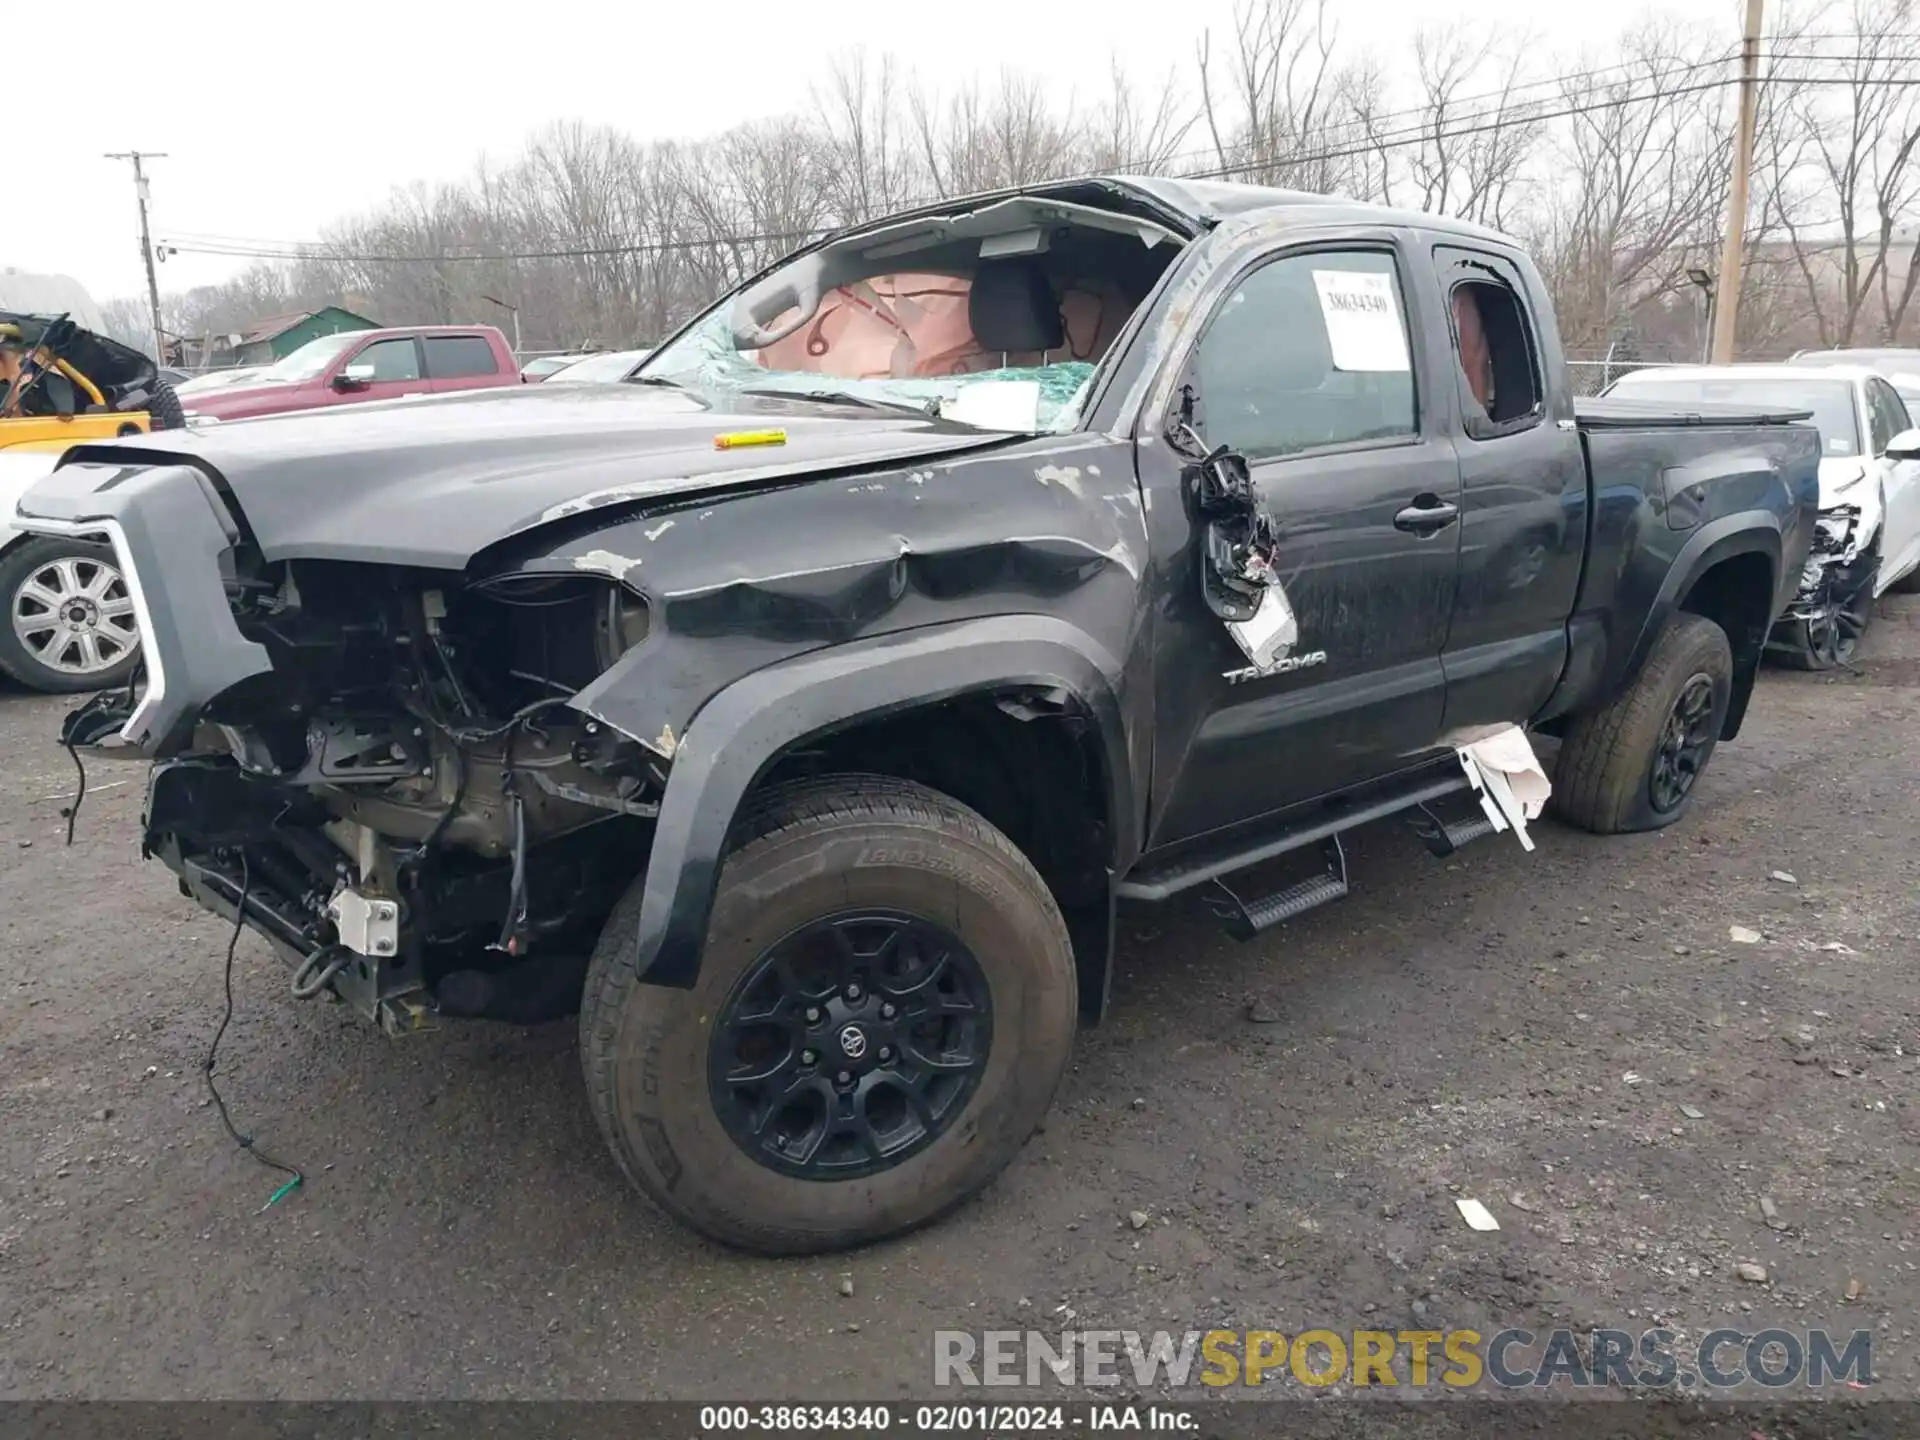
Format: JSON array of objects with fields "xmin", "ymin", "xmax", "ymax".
[
  {"xmin": 59, "ymin": 737, "xmax": 87, "ymax": 846},
  {"xmin": 204, "ymin": 854, "xmax": 304, "ymax": 1212}
]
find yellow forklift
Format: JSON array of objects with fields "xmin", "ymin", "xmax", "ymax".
[{"xmin": 1, "ymin": 312, "xmax": 183, "ymax": 691}]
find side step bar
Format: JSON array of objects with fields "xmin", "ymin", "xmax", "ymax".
[
  {"xmin": 1113, "ymin": 763, "xmax": 1511, "ymax": 943},
  {"xmin": 1408, "ymin": 801, "xmax": 1498, "ymax": 858},
  {"xmin": 1205, "ymin": 837, "xmax": 1348, "ymax": 939}
]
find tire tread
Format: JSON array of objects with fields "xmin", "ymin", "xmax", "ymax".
[
  {"xmin": 580, "ymin": 773, "xmax": 1071, "ymax": 1254},
  {"xmin": 1552, "ymin": 613, "xmax": 1732, "ymax": 835}
]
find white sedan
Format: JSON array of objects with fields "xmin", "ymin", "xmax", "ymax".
[{"xmin": 1604, "ymin": 364, "xmax": 1920, "ymax": 667}]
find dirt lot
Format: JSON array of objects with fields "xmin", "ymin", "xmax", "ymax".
[{"xmin": 1, "ymin": 600, "xmax": 1915, "ymax": 1408}]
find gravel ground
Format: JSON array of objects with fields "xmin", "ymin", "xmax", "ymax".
[{"xmin": 0, "ymin": 597, "xmax": 1914, "ymax": 1411}]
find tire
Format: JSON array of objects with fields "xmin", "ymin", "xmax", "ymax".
[
  {"xmin": 1890, "ymin": 561, "xmax": 1920, "ymax": 595},
  {"xmin": 1550, "ymin": 612, "xmax": 1734, "ymax": 835},
  {"xmin": 146, "ymin": 378, "xmax": 186, "ymax": 431},
  {"xmin": 0, "ymin": 537, "xmax": 143, "ymax": 694},
  {"xmin": 581, "ymin": 774, "xmax": 1077, "ymax": 1255}
]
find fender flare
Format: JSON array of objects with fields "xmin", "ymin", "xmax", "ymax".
[
  {"xmin": 622, "ymin": 614, "xmax": 1138, "ymax": 989},
  {"xmin": 1622, "ymin": 512, "xmax": 1782, "ymax": 735}
]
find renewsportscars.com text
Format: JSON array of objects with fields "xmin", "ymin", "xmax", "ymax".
[{"xmin": 932, "ymin": 1327, "xmax": 1874, "ymax": 1391}]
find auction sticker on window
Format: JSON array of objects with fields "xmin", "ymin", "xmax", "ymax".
[{"xmin": 1313, "ymin": 270, "xmax": 1410, "ymax": 372}]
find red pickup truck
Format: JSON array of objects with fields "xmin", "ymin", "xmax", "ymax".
[{"xmin": 180, "ymin": 325, "xmax": 521, "ymax": 424}]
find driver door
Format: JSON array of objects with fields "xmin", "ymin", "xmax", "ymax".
[{"xmin": 1143, "ymin": 241, "xmax": 1464, "ymax": 847}]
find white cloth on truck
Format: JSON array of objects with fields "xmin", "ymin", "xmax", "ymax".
[{"xmin": 1454, "ymin": 723, "xmax": 1552, "ymax": 852}]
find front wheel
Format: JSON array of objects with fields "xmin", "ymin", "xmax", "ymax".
[
  {"xmin": 580, "ymin": 775, "xmax": 1077, "ymax": 1255},
  {"xmin": 0, "ymin": 537, "xmax": 143, "ymax": 693},
  {"xmin": 1551, "ymin": 612, "xmax": 1734, "ymax": 835}
]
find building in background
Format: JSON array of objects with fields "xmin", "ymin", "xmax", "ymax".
[{"xmin": 174, "ymin": 305, "xmax": 381, "ymax": 369}]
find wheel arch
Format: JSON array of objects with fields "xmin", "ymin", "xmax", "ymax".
[
  {"xmin": 1629, "ymin": 517, "xmax": 1783, "ymax": 744},
  {"xmin": 603, "ymin": 614, "xmax": 1140, "ymax": 1021}
]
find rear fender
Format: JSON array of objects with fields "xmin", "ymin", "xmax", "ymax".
[
  {"xmin": 1629, "ymin": 515, "xmax": 1782, "ymax": 739},
  {"xmin": 578, "ymin": 614, "xmax": 1138, "ymax": 991}
]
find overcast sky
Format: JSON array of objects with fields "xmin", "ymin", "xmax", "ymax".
[{"xmin": 17, "ymin": 0, "xmax": 1742, "ymax": 305}]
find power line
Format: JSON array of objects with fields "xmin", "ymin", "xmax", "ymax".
[
  {"xmin": 1186, "ymin": 70, "xmax": 1920, "ymax": 184},
  {"xmin": 160, "ymin": 48, "xmax": 1745, "ymax": 264},
  {"xmin": 155, "ymin": 63, "xmax": 1920, "ymax": 269},
  {"xmin": 158, "ymin": 25, "xmax": 1895, "ymax": 261}
]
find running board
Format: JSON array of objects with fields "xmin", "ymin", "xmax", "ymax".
[
  {"xmin": 1116, "ymin": 766, "xmax": 1472, "ymax": 904},
  {"xmin": 1408, "ymin": 801, "xmax": 1498, "ymax": 858},
  {"xmin": 1204, "ymin": 837, "xmax": 1349, "ymax": 940}
]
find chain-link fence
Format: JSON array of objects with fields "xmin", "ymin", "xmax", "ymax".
[{"xmin": 1565, "ymin": 358, "xmax": 1701, "ymax": 397}]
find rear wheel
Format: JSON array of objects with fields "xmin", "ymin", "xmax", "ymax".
[
  {"xmin": 580, "ymin": 775, "xmax": 1077, "ymax": 1254},
  {"xmin": 1551, "ymin": 613, "xmax": 1733, "ymax": 835},
  {"xmin": 0, "ymin": 537, "xmax": 142, "ymax": 693}
]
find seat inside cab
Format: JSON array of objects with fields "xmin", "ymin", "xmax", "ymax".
[{"xmin": 731, "ymin": 197, "xmax": 1188, "ymax": 398}]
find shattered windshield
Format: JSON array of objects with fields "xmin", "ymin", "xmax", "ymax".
[{"xmin": 638, "ymin": 267, "xmax": 1130, "ymax": 433}]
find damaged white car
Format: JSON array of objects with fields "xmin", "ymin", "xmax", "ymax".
[{"xmin": 1606, "ymin": 364, "xmax": 1920, "ymax": 669}]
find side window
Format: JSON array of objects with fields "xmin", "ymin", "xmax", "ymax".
[
  {"xmin": 1190, "ymin": 250, "xmax": 1416, "ymax": 460},
  {"xmin": 351, "ymin": 338, "xmax": 422, "ymax": 382},
  {"xmin": 1441, "ymin": 258, "xmax": 1544, "ymax": 437},
  {"xmin": 425, "ymin": 335, "xmax": 500, "ymax": 379},
  {"xmin": 1867, "ymin": 379, "xmax": 1907, "ymax": 453}
]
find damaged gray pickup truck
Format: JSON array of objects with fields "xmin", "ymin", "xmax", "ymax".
[{"xmin": 14, "ymin": 178, "xmax": 1820, "ymax": 1255}]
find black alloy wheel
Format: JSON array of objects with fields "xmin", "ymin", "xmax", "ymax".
[
  {"xmin": 1648, "ymin": 672, "xmax": 1718, "ymax": 814},
  {"xmin": 708, "ymin": 911, "xmax": 993, "ymax": 1180}
]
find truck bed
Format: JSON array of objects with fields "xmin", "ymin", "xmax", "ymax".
[
  {"xmin": 1555, "ymin": 393, "xmax": 1825, "ymax": 725},
  {"xmin": 1574, "ymin": 396, "xmax": 1815, "ymax": 429}
]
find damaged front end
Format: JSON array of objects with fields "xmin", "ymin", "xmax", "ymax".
[
  {"xmin": 1767, "ymin": 504, "xmax": 1877, "ymax": 669},
  {"xmin": 38, "ymin": 465, "xmax": 667, "ymax": 1033}
]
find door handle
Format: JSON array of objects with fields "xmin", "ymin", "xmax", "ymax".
[{"xmin": 1393, "ymin": 496, "xmax": 1460, "ymax": 535}]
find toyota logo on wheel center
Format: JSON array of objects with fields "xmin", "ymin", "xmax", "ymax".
[{"xmin": 838, "ymin": 1024, "xmax": 868, "ymax": 1060}]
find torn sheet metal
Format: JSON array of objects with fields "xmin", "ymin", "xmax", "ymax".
[
  {"xmin": 1225, "ymin": 564, "xmax": 1298, "ymax": 670},
  {"xmin": 1182, "ymin": 428, "xmax": 1299, "ymax": 673},
  {"xmin": 1454, "ymin": 723, "xmax": 1552, "ymax": 852}
]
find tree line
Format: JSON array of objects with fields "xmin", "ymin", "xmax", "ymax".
[{"xmin": 103, "ymin": 0, "xmax": 1920, "ymax": 369}]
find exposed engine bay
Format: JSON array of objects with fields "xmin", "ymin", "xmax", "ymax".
[{"xmin": 82, "ymin": 557, "xmax": 666, "ymax": 1032}]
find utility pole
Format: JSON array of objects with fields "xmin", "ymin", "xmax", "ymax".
[
  {"xmin": 105, "ymin": 150, "xmax": 169, "ymax": 365},
  {"xmin": 481, "ymin": 294, "xmax": 523, "ymax": 357},
  {"xmin": 1709, "ymin": 0, "xmax": 1765, "ymax": 364}
]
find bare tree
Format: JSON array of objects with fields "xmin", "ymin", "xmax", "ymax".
[
  {"xmin": 815, "ymin": 50, "xmax": 919, "ymax": 225},
  {"xmin": 1761, "ymin": 0, "xmax": 1920, "ymax": 346},
  {"xmin": 1529, "ymin": 24, "xmax": 1734, "ymax": 353},
  {"xmin": 1081, "ymin": 61, "xmax": 1198, "ymax": 174},
  {"xmin": 117, "ymin": 17, "xmax": 1920, "ymax": 365},
  {"xmin": 1196, "ymin": 0, "xmax": 1363, "ymax": 194},
  {"xmin": 1402, "ymin": 25, "xmax": 1541, "ymax": 230}
]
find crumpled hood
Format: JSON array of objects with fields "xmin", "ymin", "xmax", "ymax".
[
  {"xmin": 1816, "ymin": 455, "xmax": 1882, "ymax": 541},
  {"xmin": 53, "ymin": 384, "xmax": 1014, "ymax": 569}
]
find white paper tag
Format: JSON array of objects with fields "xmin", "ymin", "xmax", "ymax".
[
  {"xmin": 946, "ymin": 379, "xmax": 1042, "ymax": 432},
  {"xmin": 1312, "ymin": 270, "xmax": 1411, "ymax": 373}
]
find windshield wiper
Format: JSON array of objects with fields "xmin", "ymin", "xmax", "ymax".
[{"xmin": 735, "ymin": 386, "xmax": 933, "ymax": 417}]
